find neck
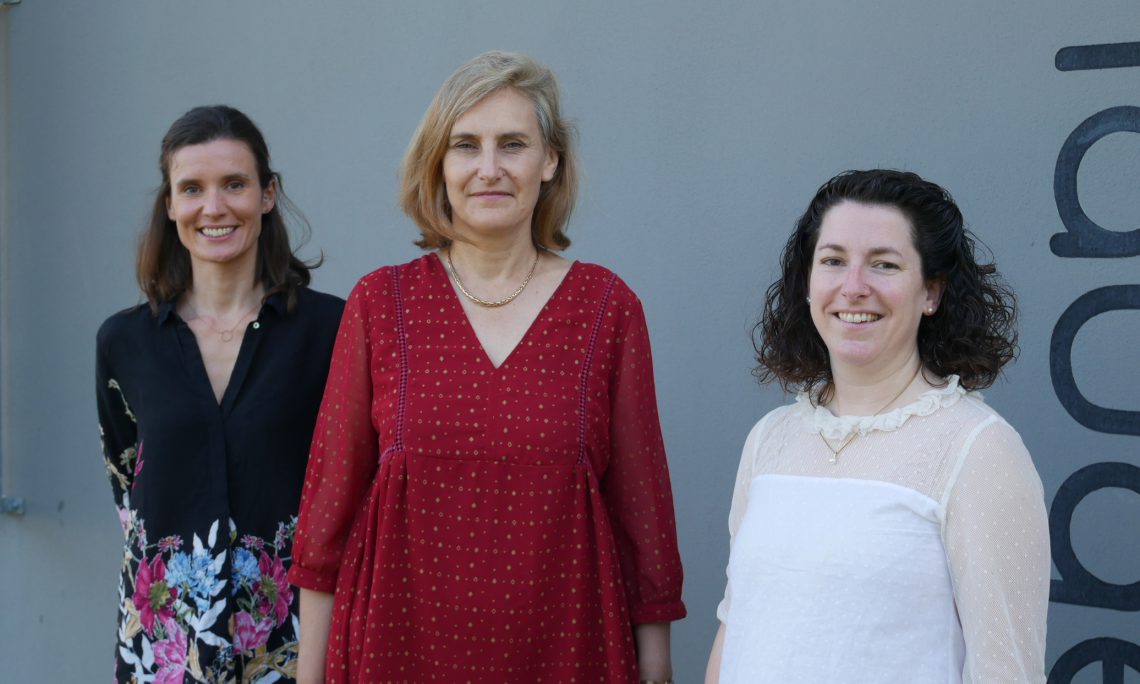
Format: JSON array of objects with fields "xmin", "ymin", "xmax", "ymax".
[
  {"xmin": 827, "ymin": 355, "xmax": 925, "ymax": 416},
  {"xmin": 446, "ymin": 232, "xmax": 539, "ymax": 282},
  {"xmin": 184, "ymin": 261, "xmax": 264, "ymax": 316}
]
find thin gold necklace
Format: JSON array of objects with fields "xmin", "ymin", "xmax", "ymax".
[
  {"xmin": 819, "ymin": 365, "xmax": 922, "ymax": 464},
  {"xmin": 445, "ymin": 248, "xmax": 540, "ymax": 308},
  {"xmin": 184, "ymin": 300, "xmax": 262, "ymax": 342}
]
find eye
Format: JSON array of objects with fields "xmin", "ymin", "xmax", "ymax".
[
  {"xmin": 226, "ymin": 180, "xmax": 246, "ymax": 191},
  {"xmin": 503, "ymin": 140, "xmax": 525, "ymax": 151},
  {"xmin": 181, "ymin": 185, "xmax": 201, "ymax": 195},
  {"xmin": 819, "ymin": 256, "xmax": 843, "ymax": 267},
  {"xmin": 873, "ymin": 261, "xmax": 901, "ymax": 271},
  {"xmin": 453, "ymin": 140, "xmax": 477, "ymax": 151}
]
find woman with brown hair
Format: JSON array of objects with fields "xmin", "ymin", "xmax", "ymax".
[
  {"xmin": 290, "ymin": 51, "xmax": 686, "ymax": 683},
  {"xmin": 97, "ymin": 105, "xmax": 343, "ymax": 682},
  {"xmin": 706, "ymin": 169, "xmax": 1049, "ymax": 684}
]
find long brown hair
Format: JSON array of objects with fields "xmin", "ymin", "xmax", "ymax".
[{"xmin": 136, "ymin": 105, "xmax": 318, "ymax": 314}]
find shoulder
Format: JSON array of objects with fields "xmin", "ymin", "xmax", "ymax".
[
  {"xmin": 572, "ymin": 261, "xmax": 636, "ymax": 298},
  {"xmin": 745, "ymin": 403, "xmax": 798, "ymax": 448},
  {"xmin": 569, "ymin": 262, "xmax": 646, "ymax": 325},
  {"xmin": 97, "ymin": 304, "xmax": 154, "ymax": 350},
  {"xmin": 293, "ymin": 287, "xmax": 346, "ymax": 319},
  {"xmin": 352, "ymin": 255, "xmax": 435, "ymax": 295}
]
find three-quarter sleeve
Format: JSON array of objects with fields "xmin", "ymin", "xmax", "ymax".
[
  {"xmin": 95, "ymin": 330, "xmax": 138, "ymax": 534},
  {"xmin": 289, "ymin": 280, "xmax": 382, "ymax": 593},
  {"xmin": 943, "ymin": 419, "xmax": 1050, "ymax": 684},
  {"xmin": 598, "ymin": 293, "xmax": 686, "ymax": 624}
]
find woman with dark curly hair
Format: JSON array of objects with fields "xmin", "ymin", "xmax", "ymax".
[{"xmin": 705, "ymin": 170, "xmax": 1049, "ymax": 683}]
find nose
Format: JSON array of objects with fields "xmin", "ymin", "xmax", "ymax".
[
  {"xmin": 476, "ymin": 148, "xmax": 501, "ymax": 181},
  {"xmin": 841, "ymin": 266, "xmax": 870, "ymax": 299},
  {"xmin": 202, "ymin": 188, "xmax": 224, "ymax": 216}
]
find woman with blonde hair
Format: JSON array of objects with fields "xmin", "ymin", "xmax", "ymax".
[{"xmin": 290, "ymin": 51, "xmax": 686, "ymax": 683}]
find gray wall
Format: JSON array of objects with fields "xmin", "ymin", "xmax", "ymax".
[{"xmin": 2, "ymin": 2, "xmax": 1138, "ymax": 682}]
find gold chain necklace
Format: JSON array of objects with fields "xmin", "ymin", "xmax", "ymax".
[
  {"xmin": 184, "ymin": 300, "xmax": 262, "ymax": 342},
  {"xmin": 819, "ymin": 365, "xmax": 922, "ymax": 464},
  {"xmin": 445, "ymin": 248, "xmax": 540, "ymax": 308}
]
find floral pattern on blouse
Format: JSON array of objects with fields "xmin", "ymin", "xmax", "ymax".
[
  {"xmin": 97, "ymin": 289, "xmax": 344, "ymax": 683},
  {"xmin": 113, "ymin": 506, "xmax": 299, "ymax": 683}
]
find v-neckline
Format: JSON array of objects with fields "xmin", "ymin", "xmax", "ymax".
[
  {"xmin": 431, "ymin": 252, "xmax": 577, "ymax": 370},
  {"xmin": 176, "ymin": 309, "xmax": 262, "ymax": 409}
]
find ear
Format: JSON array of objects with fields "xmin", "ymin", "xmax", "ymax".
[
  {"xmin": 541, "ymin": 150, "xmax": 558, "ymax": 183},
  {"xmin": 924, "ymin": 278, "xmax": 945, "ymax": 315},
  {"xmin": 261, "ymin": 177, "xmax": 278, "ymax": 214}
]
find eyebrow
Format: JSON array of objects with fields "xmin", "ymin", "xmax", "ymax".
[
  {"xmin": 815, "ymin": 243, "xmax": 904, "ymax": 257},
  {"xmin": 449, "ymin": 131, "xmax": 533, "ymax": 142},
  {"xmin": 172, "ymin": 172, "xmax": 253, "ymax": 187}
]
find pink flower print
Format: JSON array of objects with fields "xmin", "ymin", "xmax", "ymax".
[
  {"xmin": 157, "ymin": 535, "xmax": 183, "ymax": 553},
  {"xmin": 116, "ymin": 506, "xmax": 131, "ymax": 537},
  {"xmin": 152, "ymin": 616, "xmax": 188, "ymax": 684},
  {"xmin": 255, "ymin": 551, "xmax": 293, "ymax": 626},
  {"xmin": 131, "ymin": 441, "xmax": 145, "ymax": 483},
  {"xmin": 133, "ymin": 554, "xmax": 177, "ymax": 637},
  {"xmin": 232, "ymin": 610, "xmax": 274, "ymax": 652},
  {"xmin": 241, "ymin": 534, "xmax": 265, "ymax": 552}
]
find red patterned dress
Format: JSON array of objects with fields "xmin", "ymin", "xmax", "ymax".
[{"xmin": 289, "ymin": 254, "xmax": 686, "ymax": 683}]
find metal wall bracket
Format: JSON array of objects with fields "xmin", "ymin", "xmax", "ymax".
[{"xmin": 1, "ymin": 496, "xmax": 25, "ymax": 515}]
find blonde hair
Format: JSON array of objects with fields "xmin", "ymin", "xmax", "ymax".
[{"xmin": 400, "ymin": 51, "xmax": 578, "ymax": 250}]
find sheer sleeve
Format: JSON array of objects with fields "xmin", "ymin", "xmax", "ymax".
[
  {"xmin": 943, "ymin": 418, "xmax": 1050, "ymax": 684},
  {"xmin": 95, "ymin": 326, "xmax": 138, "ymax": 537},
  {"xmin": 289, "ymin": 278, "xmax": 383, "ymax": 593},
  {"xmin": 715, "ymin": 415, "xmax": 769, "ymax": 623},
  {"xmin": 598, "ymin": 291, "xmax": 686, "ymax": 624}
]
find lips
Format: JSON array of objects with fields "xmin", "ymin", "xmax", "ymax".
[
  {"xmin": 200, "ymin": 226, "xmax": 236, "ymax": 238},
  {"xmin": 837, "ymin": 312, "xmax": 881, "ymax": 323}
]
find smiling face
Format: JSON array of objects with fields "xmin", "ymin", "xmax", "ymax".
[
  {"xmin": 166, "ymin": 138, "xmax": 276, "ymax": 276},
  {"xmin": 442, "ymin": 88, "xmax": 558, "ymax": 242},
  {"xmin": 808, "ymin": 201, "xmax": 943, "ymax": 377}
]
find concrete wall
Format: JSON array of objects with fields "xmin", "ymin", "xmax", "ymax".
[{"xmin": 1, "ymin": 2, "xmax": 1137, "ymax": 681}]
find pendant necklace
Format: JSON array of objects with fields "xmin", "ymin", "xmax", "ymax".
[
  {"xmin": 819, "ymin": 365, "xmax": 922, "ymax": 464},
  {"xmin": 184, "ymin": 300, "xmax": 262, "ymax": 342}
]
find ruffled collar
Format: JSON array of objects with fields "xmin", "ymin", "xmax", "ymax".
[{"xmin": 795, "ymin": 375, "xmax": 968, "ymax": 440}]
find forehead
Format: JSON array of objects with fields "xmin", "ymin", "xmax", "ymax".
[
  {"xmin": 815, "ymin": 201, "xmax": 916, "ymax": 252},
  {"xmin": 169, "ymin": 138, "xmax": 258, "ymax": 178},
  {"xmin": 451, "ymin": 88, "xmax": 541, "ymax": 135}
]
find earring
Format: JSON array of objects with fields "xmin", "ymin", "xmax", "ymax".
[
  {"xmin": 926, "ymin": 307, "xmax": 935, "ymax": 315},
  {"xmin": 806, "ymin": 296, "xmax": 812, "ymax": 304}
]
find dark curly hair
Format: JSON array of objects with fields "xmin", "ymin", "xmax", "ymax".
[
  {"xmin": 753, "ymin": 169, "xmax": 1018, "ymax": 401},
  {"xmin": 136, "ymin": 105, "xmax": 319, "ymax": 314}
]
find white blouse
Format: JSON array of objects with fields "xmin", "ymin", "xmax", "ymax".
[{"xmin": 717, "ymin": 377, "xmax": 1050, "ymax": 683}]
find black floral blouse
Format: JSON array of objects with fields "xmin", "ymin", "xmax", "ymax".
[{"xmin": 96, "ymin": 288, "xmax": 343, "ymax": 683}]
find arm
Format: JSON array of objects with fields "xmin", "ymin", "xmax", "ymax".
[
  {"xmin": 599, "ymin": 289, "xmax": 686, "ymax": 631},
  {"xmin": 944, "ymin": 419, "xmax": 1050, "ymax": 684},
  {"xmin": 95, "ymin": 328, "xmax": 138, "ymax": 532},
  {"xmin": 634, "ymin": 622, "xmax": 672, "ymax": 681},
  {"xmin": 705, "ymin": 622, "xmax": 726, "ymax": 684},
  {"xmin": 297, "ymin": 588, "xmax": 334, "ymax": 684},
  {"xmin": 289, "ymin": 281, "xmax": 381, "ymax": 590},
  {"xmin": 706, "ymin": 418, "xmax": 766, "ymax": 683}
]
